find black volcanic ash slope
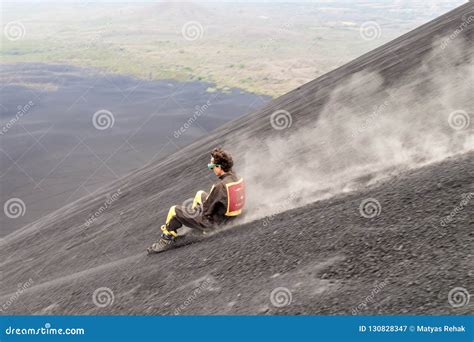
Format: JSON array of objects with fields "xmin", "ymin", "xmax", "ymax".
[
  {"xmin": 0, "ymin": 3, "xmax": 472, "ymax": 315},
  {"xmin": 1, "ymin": 152, "xmax": 472, "ymax": 315}
]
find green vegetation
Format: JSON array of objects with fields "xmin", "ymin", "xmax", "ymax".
[{"xmin": 1, "ymin": 2, "xmax": 440, "ymax": 97}]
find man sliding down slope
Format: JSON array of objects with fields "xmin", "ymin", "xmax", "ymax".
[{"xmin": 147, "ymin": 148, "xmax": 246, "ymax": 254}]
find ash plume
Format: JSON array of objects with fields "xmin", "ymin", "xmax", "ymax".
[{"xmin": 231, "ymin": 36, "xmax": 473, "ymax": 222}]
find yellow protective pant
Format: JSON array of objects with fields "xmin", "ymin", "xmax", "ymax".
[{"xmin": 162, "ymin": 190, "xmax": 208, "ymax": 234}]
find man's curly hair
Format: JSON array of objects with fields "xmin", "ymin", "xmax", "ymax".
[{"xmin": 211, "ymin": 148, "xmax": 233, "ymax": 172}]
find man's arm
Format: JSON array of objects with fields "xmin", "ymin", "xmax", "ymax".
[{"xmin": 202, "ymin": 183, "xmax": 227, "ymax": 220}]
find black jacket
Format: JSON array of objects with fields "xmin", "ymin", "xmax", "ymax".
[{"xmin": 202, "ymin": 172, "xmax": 241, "ymax": 225}]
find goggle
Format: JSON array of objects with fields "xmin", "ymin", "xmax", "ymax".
[{"xmin": 207, "ymin": 163, "xmax": 221, "ymax": 170}]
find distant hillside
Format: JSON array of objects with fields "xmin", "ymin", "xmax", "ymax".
[{"xmin": 0, "ymin": 2, "xmax": 472, "ymax": 315}]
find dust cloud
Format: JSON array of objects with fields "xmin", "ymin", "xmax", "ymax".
[{"xmin": 230, "ymin": 36, "xmax": 473, "ymax": 222}]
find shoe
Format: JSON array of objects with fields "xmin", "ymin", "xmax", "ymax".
[
  {"xmin": 146, "ymin": 225, "xmax": 177, "ymax": 254},
  {"xmin": 147, "ymin": 236, "xmax": 175, "ymax": 254}
]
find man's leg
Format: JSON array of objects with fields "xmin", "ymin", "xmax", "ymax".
[
  {"xmin": 147, "ymin": 205, "xmax": 182, "ymax": 254},
  {"xmin": 173, "ymin": 204, "xmax": 209, "ymax": 231},
  {"xmin": 161, "ymin": 193, "xmax": 208, "ymax": 237},
  {"xmin": 162, "ymin": 205, "xmax": 181, "ymax": 237},
  {"xmin": 192, "ymin": 190, "xmax": 208, "ymax": 213},
  {"xmin": 147, "ymin": 194, "xmax": 208, "ymax": 254}
]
